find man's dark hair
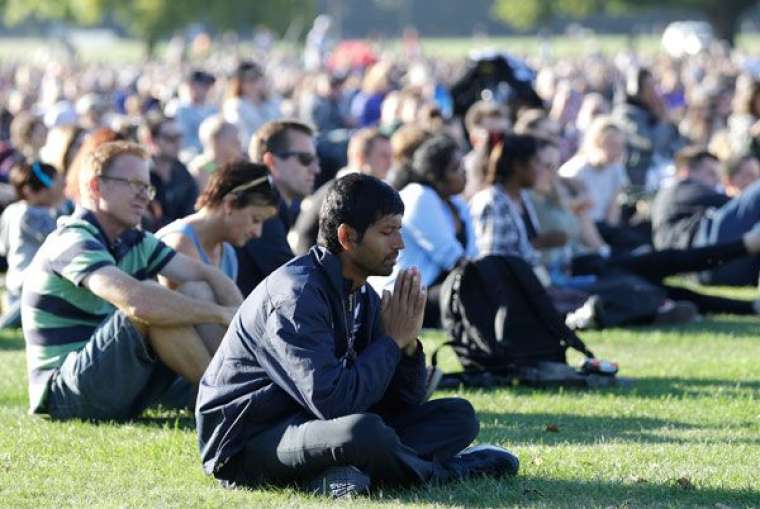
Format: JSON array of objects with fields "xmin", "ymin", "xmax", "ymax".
[
  {"xmin": 674, "ymin": 145, "xmax": 718, "ymax": 172},
  {"xmin": 318, "ymin": 173, "xmax": 404, "ymax": 254}
]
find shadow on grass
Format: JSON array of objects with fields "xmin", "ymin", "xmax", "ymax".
[
  {"xmin": 384, "ymin": 475, "xmax": 760, "ymax": 508},
  {"xmin": 445, "ymin": 375, "xmax": 760, "ymax": 402},
  {"xmin": 475, "ymin": 411, "xmax": 759, "ymax": 446},
  {"xmin": 60, "ymin": 409, "xmax": 196, "ymax": 430},
  {"xmin": 134, "ymin": 415, "xmax": 196, "ymax": 431},
  {"xmin": 613, "ymin": 376, "xmax": 760, "ymax": 400},
  {"xmin": 0, "ymin": 336, "xmax": 24, "ymax": 351},
  {"xmin": 609, "ymin": 316, "xmax": 759, "ymax": 337}
]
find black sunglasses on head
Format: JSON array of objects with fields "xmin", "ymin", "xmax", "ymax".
[{"xmin": 274, "ymin": 151, "xmax": 318, "ymax": 166}]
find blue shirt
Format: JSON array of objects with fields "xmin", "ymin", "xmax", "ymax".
[{"xmin": 156, "ymin": 219, "xmax": 238, "ymax": 281}]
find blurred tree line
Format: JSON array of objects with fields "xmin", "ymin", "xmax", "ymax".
[
  {"xmin": 0, "ymin": 0, "xmax": 315, "ymax": 50},
  {"xmin": 491, "ymin": 0, "xmax": 757, "ymax": 46},
  {"xmin": 0, "ymin": 0, "xmax": 756, "ymax": 48}
]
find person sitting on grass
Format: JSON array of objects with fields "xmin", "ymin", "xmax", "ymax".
[
  {"xmin": 21, "ymin": 141, "xmax": 243, "ymax": 420},
  {"xmin": 156, "ymin": 161, "xmax": 277, "ymax": 344},
  {"xmin": 196, "ymin": 173, "xmax": 519, "ymax": 498},
  {"xmin": 0, "ymin": 161, "xmax": 64, "ymax": 329},
  {"xmin": 471, "ymin": 134, "xmax": 760, "ymax": 320}
]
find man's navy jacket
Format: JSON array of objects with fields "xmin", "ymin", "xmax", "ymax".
[{"xmin": 196, "ymin": 246, "xmax": 427, "ymax": 475}]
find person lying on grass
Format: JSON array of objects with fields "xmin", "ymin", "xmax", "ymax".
[
  {"xmin": 22, "ymin": 141, "xmax": 242, "ymax": 420},
  {"xmin": 196, "ymin": 173, "xmax": 519, "ymax": 498}
]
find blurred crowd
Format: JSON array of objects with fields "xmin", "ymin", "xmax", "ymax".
[{"xmin": 1, "ymin": 25, "xmax": 759, "ymax": 323}]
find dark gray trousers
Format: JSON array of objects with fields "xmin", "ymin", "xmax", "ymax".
[{"xmin": 224, "ymin": 397, "xmax": 479, "ymax": 488}]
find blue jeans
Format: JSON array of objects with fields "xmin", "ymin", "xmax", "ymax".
[
  {"xmin": 46, "ymin": 311, "xmax": 192, "ymax": 420},
  {"xmin": 701, "ymin": 179, "xmax": 760, "ymax": 286}
]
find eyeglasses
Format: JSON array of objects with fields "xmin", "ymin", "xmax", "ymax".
[
  {"xmin": 99, "ymin": 176, "xmax": 156, "ymax": 200},
  {"xmin": 274, "ymin": 151, "xmax": 318, "ymax": 166}
]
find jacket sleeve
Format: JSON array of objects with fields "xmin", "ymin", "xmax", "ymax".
[
  {"xmin": 371, "ymin": 339, "xmax": 427, "ymax": 413},
  {"xmin": 256, "ymin": 285, "xmax": 403, "ymax": 420}
]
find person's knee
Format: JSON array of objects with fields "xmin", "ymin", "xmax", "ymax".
[
  {"xmin": 436, "ymin": 397, "xmax": 480, "ymax": 443},
  {"xmin": 340, "ymin": 413, "xmax": 398, "ymax": 456},
  {"xmin": 176, "ymin": 281, "xmax": 215, "ymax": 302}
]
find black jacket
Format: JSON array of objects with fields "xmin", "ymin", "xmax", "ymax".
[
  {"xmin": 196, "ymin": 246, "xmax": 426, "ymax": 476},
  {"xmin": 651, "ymin": 178, "xmax": 729, "ymax": 249}
]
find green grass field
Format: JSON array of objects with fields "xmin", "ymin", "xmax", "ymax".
[{"xmin": 0, "ymin": 290, "xmax": 759, "ymax": 508}]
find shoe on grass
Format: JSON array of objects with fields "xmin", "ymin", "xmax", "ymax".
[
  {"xmin": 654, "ymin": 300, "xmax": 698, "ymax": 324},
  {"xmin": 443, "ymin": 443, "xmax": 519, "ymax": 480},
  {"xmin": 306, "ymin": 465, "xmax": 370, "ymax": 498}
]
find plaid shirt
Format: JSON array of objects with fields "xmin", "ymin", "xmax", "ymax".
[{"xmin": 470, "ymin": 184, "xmax": 541, "ymax": 266}]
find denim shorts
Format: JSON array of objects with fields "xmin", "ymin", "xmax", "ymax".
[{"xmin": 46, "ymin": 311, "xmax": 192, "ymax": 420}]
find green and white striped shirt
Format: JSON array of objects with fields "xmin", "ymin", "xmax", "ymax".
[{"xmin": 22, "ymin": 207, "xmax": 175, "ymax": 413}]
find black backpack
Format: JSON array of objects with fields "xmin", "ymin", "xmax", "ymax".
[{"xmin": 432, "ymin": 256, "xmax": 619, "ymax": 389}]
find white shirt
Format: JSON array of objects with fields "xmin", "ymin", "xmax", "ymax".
[{"xmin": 558, "ymin": 155, "xmax": 628, "ymax": 222}]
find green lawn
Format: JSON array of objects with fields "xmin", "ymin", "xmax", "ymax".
[{"xmin": 0, "ymin": 306, "xmax": 759, "ymax": 508}]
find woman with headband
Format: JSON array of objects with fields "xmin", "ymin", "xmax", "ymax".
[
  {"xmin": 157, "ymin": 161, "xmax": 277, "ymax": 290},
  {"xmin": 0, "ymin": 161, "xmax": 64, "ymax": 328}
]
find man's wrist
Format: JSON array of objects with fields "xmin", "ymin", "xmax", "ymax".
[{"xmin": 402, "ymin": 338, "xmax": 419, "ymax": 356}]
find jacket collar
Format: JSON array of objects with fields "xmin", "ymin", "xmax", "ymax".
[{"xmin": 310, "ymin": 245, "xmax": 355, "ymax": 299}]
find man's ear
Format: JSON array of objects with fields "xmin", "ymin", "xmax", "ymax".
[
  {"xmin": 337, "ymin": 224, "xmax": 358, "ymax": 251},
  {"xmin": 262, "ymin": 152, "xmax": 277, "ymax": 176},
  {"xmin": 88, "ymin": 175, "xmax": 101, "ymax": 198}
]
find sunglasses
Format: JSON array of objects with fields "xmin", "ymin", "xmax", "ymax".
[{"xmin": 274, "ymin": 151, "xmax": 318, "ymax": 166}]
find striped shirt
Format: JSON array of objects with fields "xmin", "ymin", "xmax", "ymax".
[
  {"xmin": 470, "ymin": 184, "xmax": 542, "ymax": 267},
  {"xmin": 21, "ymin": 207, "xmax": 176, "ymax": 413}
]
